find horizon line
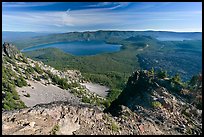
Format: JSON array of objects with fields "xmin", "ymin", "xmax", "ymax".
[{"xmin": 2, "ymin": 29, "xmax": 202, "ymax": 33}]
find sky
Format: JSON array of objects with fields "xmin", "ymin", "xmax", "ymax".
[{"xmin": 2, "ymin": 2, "xmax": 202, "ymax": 32}]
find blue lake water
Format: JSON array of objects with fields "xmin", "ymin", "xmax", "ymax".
[{"xmin": 21, "ymin": 41, "xmax": 122, "ymax": 56}]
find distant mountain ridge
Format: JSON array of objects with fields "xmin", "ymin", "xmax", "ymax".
[
  {"xmin": 7, "ymin": 30, "xmax": 202, "ymax": 50},
  {"xmin": 2, "ymin": 31, "xmax": 52, "ymax": 43},
  {"xmin": 35, "ymin": 30, "xmax": 203, "ymax": 41}
]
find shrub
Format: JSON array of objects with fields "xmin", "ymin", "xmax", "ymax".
[
  {"xmin": 33, "ymin": 63, "xmax": 43, "ymax": 74},
  {"xmin": 157, "ymin": 69, "xmax": 168, "ymax": 79},
  {"xmin": 111, "ymin": 122, "xmax": 119, "ymax": 132},
  {"xmin": 82, "ymin": 96, "xmax": 91, "ymax": 103},
  {"xmin": 14, "ymin": 67, "xmax": 22, "ymax": 74},
  {"xmin": 12, "ymin": 89, "xmax": 20, "ymax": 100},
  {"xmin": 42, "ymin": 74, "xmax": 49, "ymax": 80},
  {"xmin": 170, "ymin": 80, "xmax": 183, "ymax": 93},
  {"xmin": 26, "ymin": 66, "xmax": 34, "ymax": 74},
  {"xmin": 3, "ymin": 97, "xmax": 24, "ymax": 110},
  {"xmin": 151, "ymin": 101, "xmax": 162, "ymax": 108},
  {"xmin": 171, "ymin": 73, "xmax": 182, "ymax": 84},
  {"xmin": 33, "ymin": 75, "xmax": 41, "ymax": 81},
  {"xmin": 15, "ymin": 76, "xmax": 27, "ymax": 87},
  {"xmin": 70, "ymin": 82, "xmax": 80, "ymax": 88},
  {"xmin": 148, "ymin": 67, "xmax": 155, "ymax": 76},
  {"xmin": 25, "ymin": 71, "xmax": 30, "ymax": 79},
  {"xmin": 51, "ymin": 124, "xmax": 60, "ymax": 135},
  {"xmin": 47, "ymin": 71, "xmax": 59, "ymax": 83},
  {"xmin": 95, "ymin": 98, "xmax": 101, "ymax": 106},
  {"xmin": 22, "ymin": 55, "xmax": 28, "ymax": 63},
  {"xmin": 3, "ymin": 104, "xmax": 11, "ymax": 110},
  {"xmin": 47, "ymin": 70, "xmax": 69, "ymax": 90},
  {"xmin": 102, "ymin": 100, "xmax": 111, "ymax": 108},
  {"xmin": 7, "ymin": 57, "xmax": 16, "ymax": 65},
  {"xmin": 58, "ymin": 78, "xmax": 69, "ymax": 90}
]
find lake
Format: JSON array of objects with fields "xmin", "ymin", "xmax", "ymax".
[{"xmin": 21, "ymin": 41, "xmax": 122, "ymax": 56}]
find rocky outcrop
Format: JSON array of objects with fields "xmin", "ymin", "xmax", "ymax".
[
  {"xmin": 106, "ymin": 70, "xmax": 202, "ymax": 135},
  {"xmin": 2, "ymin": 42, "xmax": 20, "ymax": 58},
  {"xmin": 107, "ymin": 70, "xmax": 154, "ymax": 113},
  {"xmin": 2, "ymin": 102, "xmax": 122, "ymax": 135}
]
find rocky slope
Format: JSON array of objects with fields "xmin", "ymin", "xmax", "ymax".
[
  {"xmin": 2, "ymin": 42, "xmax": 107, "ymax": 111},
  {"xmin": 2, "ymin": 42, "xmax": 202, "ymax": 135}
]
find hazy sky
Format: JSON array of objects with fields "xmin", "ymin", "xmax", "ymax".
[{"xmin": 2, "ymin": 2, "xmax": 202, "ymax": 32}]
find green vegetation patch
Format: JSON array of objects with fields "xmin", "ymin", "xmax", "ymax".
[
  {"xmin": 15, "ymin": 75, "xmax": 27, "ymax": 87},
  {"xmin": 111, "ymin": 122, "xmax": 120, "ymax": 132},
  {"xmin": 151, "ymin": 101, "xmax": 162, "ymax": 108},
  {"xmin": 50, "ymin": 124, "xmax": 60, "ymax": 135},
  {"xmin": 46, "ymin": 70, "xmax": 69, "ymax": 90},
  {"xmin": 33, "ymin": 63, "xmax": 43, "ymax": 74},
  {"xmin": 81, "ymin": 96, "xmax": 91, "ymax": 103},
  {"xmin": 2, "ymin": 65, "xmax": 27, "ymax": 110},
  {"xmin": 26, "ymin": 65, "xmax": 35, "ymax": 74},
  {"xmin": 157, "ymin": 69, "xmax": 168, "ymax": 79}
]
